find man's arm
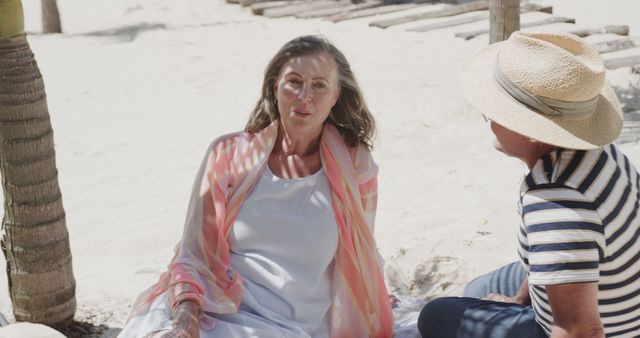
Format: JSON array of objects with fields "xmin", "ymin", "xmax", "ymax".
[{"xmin": 546, "ymin": 282, "xmax": 604, "ymax": 338}]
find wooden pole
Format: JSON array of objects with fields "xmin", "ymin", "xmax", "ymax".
[
  {"xmin": 41, "ymin": 0, "xmax": 62, "ymax": 33},
  {"xmin": 489, "ymin": 0, "xmax": 519, "ymax": 43}
]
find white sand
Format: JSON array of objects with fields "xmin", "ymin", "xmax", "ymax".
[{"xmin": 1, "ymin": 0, "xmax": 639, "ymax": 334}]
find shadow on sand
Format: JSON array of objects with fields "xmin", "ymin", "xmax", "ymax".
[
  {"xmin": 77, "ymin": 23, "xmax": 168, "ymax": 43},
  {"xmin": 54, "ymin": 320, "xmax": 121, "ymax": 338}
]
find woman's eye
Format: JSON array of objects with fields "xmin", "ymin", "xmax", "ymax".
[
  {"xmin": 288, "ymin": 79, "xmax": 302, "ymax": 85},
  {"xmin": 313, "ymin": 82, "xmax": 327, "ymax": 89}
]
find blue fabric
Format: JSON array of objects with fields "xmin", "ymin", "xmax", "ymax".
[{"xmin": 418, "ymin": 262, "xmax": 547, "ymax": 338}]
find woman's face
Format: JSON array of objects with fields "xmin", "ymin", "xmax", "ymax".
[{"xmin": 274, "ymin": 53, "xmax": 340, "ymax": 140}]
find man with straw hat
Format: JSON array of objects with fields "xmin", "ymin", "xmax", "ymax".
[{"xmin": 418, "ymin": 32, "xmax": 640, "ymax": 337}]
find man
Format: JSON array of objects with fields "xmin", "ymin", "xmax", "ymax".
[{"xmin": 418, "ymin": 32, "xmax": 639, "ymax": 338}]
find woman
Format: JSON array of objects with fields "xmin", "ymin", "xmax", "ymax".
[
  {"xmin": 419, "ymin": 32, "xmax": 639, "ymax": 337},
  {"xmin": 118, "ymin": 35, "xmax": 393, "ymax": 338}
]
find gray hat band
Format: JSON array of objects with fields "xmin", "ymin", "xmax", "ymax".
[{"xmin": 493, "ymin": 58, "xmax": 599, "ymax": 120}]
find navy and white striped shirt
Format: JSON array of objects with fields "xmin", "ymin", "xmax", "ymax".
[{"xmin": 518, "ymin": 144, "xmax": 640, "ymax": 337}]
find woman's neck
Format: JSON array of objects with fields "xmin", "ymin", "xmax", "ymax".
[
  {"xmin": 274, "ymin": 122, "xmax": 322, "ymax": 157},
  {"xmin": 268, "ymin": 122, "xmax": 323, "ymax": 179}
]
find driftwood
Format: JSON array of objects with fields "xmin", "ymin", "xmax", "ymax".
[
  {"xmin": 407, "ymin": 4, "xmax": 551, "ymax": 33},
  {"xmin": 455, "ymin": 15, "xmax": 575, "ymax": 40},
  {"xmin": 240, "ymin": 0, "xmax": 274, "ymax": 6},
  {"xmin": 325, "ymin": 3, "xmax": 420, "ymax": 22},
  {"xmin": 604, "ymin": 54, "xmax": 640, "ymax": 70},
  {"xmin": 251, "ymin": 1, "xmax": 311, "ymax": 15},
  {"xmin": 370, "ymin": 0, "xmax": 489, "ymax": 29},
  {"xmin": 566, "ymin": 25, "xmax": 630, "ymax": 37},
  {"xmin": 297, "ymin": 1, "xmax": 383, "ymax": 19},
  {"xmin": 263, "ymin": 0, "xmax": 348, "ymax": 18},
  {"xmin": 591, "ymin": 38, "xmax": 640, "ymax": 54}
]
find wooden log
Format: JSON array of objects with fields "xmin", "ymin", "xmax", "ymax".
[
  {"xmin": 326, "ymin": 3, "xmax": 421, "ymax": 23},
  {"xmin": 489, "ymin": 0, "xmax": 519, "ymax": 43},
  {"xmin": 591, "ymin": 37, "xmax": 640, "ymax": 54},
  {"xmin": 604, "ymin": 54, "xmax": 640, "ymax": 70},
  {"xmin": 407, "ymin": 4, "xmax": 551, "ymax": 33},
  {"xmin": 297, "ymin": 1, "xmax": 383, "ymax": 19},
  {"xmin": 240, "ymin": 0, "xmax": 273, "ymax": 7},
  {"xmin": 566, "ymin": 25, "xmax": 630, "ymax": 38},
  {"xmin": 369, "ymin": 0, "xmax": 489, "ymax": 29},
  {"xmin": 251, "ymin": 0, "xmax": 311, "ymax": 15},
  {"xmin": 456, "ymin": 16, "xmax": 576, "ymax": 40},
  {"xmin": 293, "ymin": 1, "xmax": 351, "ymax": 18},
  {"xmin": 408, "ymin": 12, "xmax": 490, "ymax": 32},
  {"xmin": 263, "ymin": 0, "xmax": 347, "ymax": 18}
]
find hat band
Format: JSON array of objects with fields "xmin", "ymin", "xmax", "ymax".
[{"xmin": 493, "ymin": 58, "xmax": 599, "ymax": 120}]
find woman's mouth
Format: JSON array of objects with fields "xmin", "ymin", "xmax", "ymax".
[{"xmin": 293, "ymin": 109, "xmax": 311, "ymax": 117}]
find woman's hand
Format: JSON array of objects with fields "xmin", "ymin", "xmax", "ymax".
[
  {"xmin": 160, "ymin": 300, "xmax": 202, "ymax": 338},
  {"xmin": 389, "ymin": 294, "xmax": 400, "ymax": 307}
]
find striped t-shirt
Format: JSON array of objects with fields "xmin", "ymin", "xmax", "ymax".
[{"xmin": 518, "ymin": 144, "xmax": 640, "ymax": 337}]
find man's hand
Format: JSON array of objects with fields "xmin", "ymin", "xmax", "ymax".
[{"xmin": 482, "ymin": 277, "xmax": 530, "ymax": 305}]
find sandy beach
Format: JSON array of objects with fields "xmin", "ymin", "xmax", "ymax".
[{"xmin": 1, "ymin": 0, "xmax": 639, "ymax": 336}]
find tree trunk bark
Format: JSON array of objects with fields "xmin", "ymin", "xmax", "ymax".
[
  {"xmin": 0, "ymin": 1, "xmax": 76, "ymax": 325},
  {"xmin": 41, "ymin": 0, "xmax": 62, "ymax": 34},
  {"xmin": 489, "ymin": 0, "xmax": 519, "ymax": 43}
]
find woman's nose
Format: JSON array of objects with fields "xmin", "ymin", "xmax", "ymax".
[{"xmin": 297, "ymin": 84, "xmax": 313, "ymax": 102}]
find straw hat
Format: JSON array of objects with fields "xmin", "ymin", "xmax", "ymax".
[{"xmin": 460, "ymin": 31, "xmax": 623, "ymax": 150}]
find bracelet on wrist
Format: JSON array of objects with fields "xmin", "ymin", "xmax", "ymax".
[{"xmin": 172, "ymin": 299, "xmax": 204, "ymax": 322}]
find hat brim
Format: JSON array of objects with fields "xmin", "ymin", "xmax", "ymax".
[{"xmin": 460, "ymin": 42, "xmax": 623, "ymax": 150}]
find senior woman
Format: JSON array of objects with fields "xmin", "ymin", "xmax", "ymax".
[{"xmin": 118, "ymin": 35, "xmax": 393, "ymax": 338}]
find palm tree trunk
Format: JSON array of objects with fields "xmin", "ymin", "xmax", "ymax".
[
  {"xmin": 0, "ymin": 0, "xmax": 76, "ymax": 325},
  {"xmin": 41, "ymin": 0, "xmax": 62, "ymax": 34}
]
